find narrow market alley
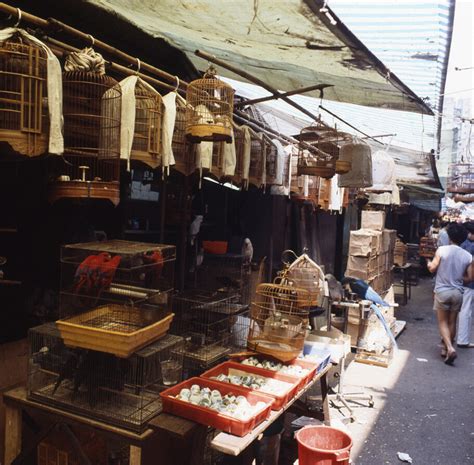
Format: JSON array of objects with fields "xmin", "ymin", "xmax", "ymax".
[{"xmin": 340, "ymin": 277, "xmax": 474, "ymax": 465}]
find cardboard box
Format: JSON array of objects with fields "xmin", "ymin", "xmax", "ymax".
[
  {"xmin": 382, "ymin": 229, "xmax": 397, "ymax": 253},
  {"xmin": 361, "ymin": 210, "xmax": 386, "ymax": 231},
  {"xmin": 349, "ymin": 229, "xmax": 383, "ymax": 257},
  {"xmin": 346, "ymin": 255, "xmax": 378, "ymax": 280}
]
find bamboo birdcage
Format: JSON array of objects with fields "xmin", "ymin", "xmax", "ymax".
[
  {"xmin": 447, "ymin": 163, "xmax": 474, "ymax": 194},
  {"xmin": 0, "ymin": 33, "xmax": 49, "ymax": 157},
  {"xmin": 129, "ymin": 79, "xmax": 163, "ymax": 168},
  {"xmin": 264, "ymin": 135, "xmax": 279, "ymax": 185},
  {"xmin": 185, "ymin": 66, "xmax": 234, "ymax": 143},
  {"xmin": 172, "ymin": 100, "xmax": 195, "ymax": 175},
  {"xmin": 297, "ymin": 123, "xmax": 337, "ymax": 179},
  {"xmin": 338, "ymin": 138, "xmax": 373, "ymax": 188},
  {"xmin": 247, "ymin": 282, "xmax": 311, "ymax": 362},
  {"xmin": 232, "ymin": 124, "xmax": 248, "ymax": 187},
  {"xmin": 50, "ymin": 60, "xmax": 122, "ymax": 205},
  {"xmin": 249, "ymin": 131, "xmax": 266, "ymax": 187}
]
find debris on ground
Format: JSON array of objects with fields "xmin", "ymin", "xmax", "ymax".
[{"xmin": 397, "ymin": 452, "xmax": 413, "ymax": 463}]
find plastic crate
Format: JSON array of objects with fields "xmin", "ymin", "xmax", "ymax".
[
  {"xmin": 160, "ymin": 377, "xmax": 274, "ymax": 437},
  {"xmin": 201, "ymin": 361, "xmax": 300, "ymax": 410}
]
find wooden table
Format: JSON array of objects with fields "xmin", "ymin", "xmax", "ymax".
[{"xmin": 2, "ymin": 386, "xmax": 154, "ymax": 465}]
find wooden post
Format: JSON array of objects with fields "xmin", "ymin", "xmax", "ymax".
[
  {"xmin": 4, "ymin": 404, "xmax": 21, "ymax": 465},
  {"xmin": 129, "ymin": 445, "xmax": 142, "ymax": 465}
]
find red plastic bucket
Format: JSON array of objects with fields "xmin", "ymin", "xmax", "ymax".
[{"xmin": 295, "ymin": 426, "xmax": 352, "ymax": 465}]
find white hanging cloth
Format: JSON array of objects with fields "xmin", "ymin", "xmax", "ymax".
[
  {"xmin": 161, "ymin": 92, "xmax": 177, "ymax": 174},
  {"xmin": 272, "ymin": 139, "xmax": 285, "ymax": 186},
  {"xmin": 222, "ymin": 126, "xmax": 236, "ymax": 177},
  {"xmin": 241, "ymin": 125, "xmax": 251, "ymax": 186},
  {"xmin": 367, "ymin": 150, "xmax": 396, "ymax": 192},
  {"xmin": 329, "ymin": 174, "xmax": 344, "ymax": 212},
  {"xmin": 0, "ymin": 28, "xmax": 63, "ymax": 155}
]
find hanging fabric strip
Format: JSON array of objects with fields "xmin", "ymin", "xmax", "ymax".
[
  {"xmin": 118, "ymin": 75, "xmax": 138, "ymax": 171},
  {"xmin": 0, "ymin": 27, "xmax": 64, "ymax": 154},
  {"xmin": 162, "ymin": 91, "xmax": 178, "ymax": 176}
]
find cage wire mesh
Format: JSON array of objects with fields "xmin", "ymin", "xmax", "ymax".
[
  {"xmin": 129, "ymin": 79, "xmax": 163, "ymax": 168},
  {"xmin": 28, "ymin": 322, "xmax": 183, "ymax": 432},
  {"xmin": 185, "ymin": 66, "xmax": 234, "ymax": 143},
  {"xmin": 447, "ymin": 163, "xmax": 474, "ymax": 194},
  {"xmin": 248, "ymin": 283, "xmax": 311, "ymax": 362},
  {"xmin": 171, "ymin": 289, "xmax": 247, "ymax": 376},
  {"xmin": 249, "ymin": 131, "xmax": 266, "ymax": 187},
  {"xmin": 0, "ymin": 33, "xmax": 49, "ymax": 156},
  {"xmin": 172, "ymin": 101, "xmax": 195, "ymax": 175}
]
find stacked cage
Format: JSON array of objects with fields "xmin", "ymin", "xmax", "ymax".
[
  {"xmin": 171, "ymin": 290, "xmax": 248, "ymax": 376},
  {"xmin": 50, "ymin": 49, "xmax": 121, "ymax": 205},
  {"xmin": 247, "ymin": 283, "xmax": 311, "ymax": 362},
  {"xmin": 0, "ymin": 32, "xmax": 49, "ymax": 157},
  {"xmin": 27, "ymin": 240, "xmax": 178, "ymax": 432}
]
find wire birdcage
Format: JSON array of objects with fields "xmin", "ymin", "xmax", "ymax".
[
  {"xmin": 0, "ymin": 33, "xmax": 48, "ymax": 157},
  {"xmin": 172, "ymin": 100, "xmax": 195, "ymax": 175},
  {"xmin": 49, "ymin": 54, "xmax": 121, "ymax": 205},
  {"xmin": 249, "ymin": 131, "xmax": 266, "ymax": 187},
  {"xmin": 248, "ymin": 282, "xmax": 311, "ymax": 362},
  {"xmin": 185, "ymin": 66, "xmax": 234, "ymax": 143},
  {"xmin": 297, "ymin": 123, "xmax": 339, "ymax": 179},
  {"xmin": 129, "ymin": 79, "xmax": 163, "ymax": 168},
  {"xmin": 447, "ymin": 163, "xmax": 474, "ymax": 194}
]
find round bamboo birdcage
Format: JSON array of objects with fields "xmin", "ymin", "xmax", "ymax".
[
  {"xmin": 130, "ymin": 80, "xmax": 163, "ymax": 168},
  {"xmin": 297, "ymin": 125, "xmax": 336, "ymax": 179},
  {"xmin": 185, "ymin": 66, "xmax": 234, "ymax": 143},
  {"xmin": 338, "ymin": 138, "xmax": 372, "ymax": 188},
  {"xmin": 249, "ymin": 131, "xmax": 266, "ymax": 187},
  {"xmin": 0, "ymin": 34, "xmax": 48, "ymax": 157},
  {"xmin": 172, "ymin": 101, "xmax": 195, "ymax": 175},
  {"xmin": 50, "ymin": 58, "xmax": 122, "ymax": 205},
  {"xmin": 447, "ymin": 163, "xmax": 474, "ymax": 194},
  {"xmin": 247, "ymin": 282, "xmax": 311, "ymax": 362}
]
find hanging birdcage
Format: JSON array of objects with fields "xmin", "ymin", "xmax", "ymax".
[
  {"xmin": 249, "ymin": 131, "xmax": 266, "ymax": 187},
  {"xmin": 281, "ymin": 253, "xmax": 326, "ymax": 307},
  {"xmin": 447, "ymin": 163, "xmax": 474, "ymax": 194},
  {"xmin": 338, "ymin": 138, "xmax": 373, "ymax": 188},
  {"xmin": 297, "ymin": 123, "xmax": 337, "ymax": 179},
  {"xmin": 232, "ymin": 124, "xmax": 251, "ymax": 187},
  {"xmin": 50, "ymin": 48, "xmax": 122, "ymax": 205},
  {"xmin": 129, "ymin": 78, "xmax": 163, "ymax": 168},
  {"xmin": 264, "ymin": 136, "xmax": 279, "ymax": 186},
  {"xmin": 367, "ymin": 150, "xmax": 396, "ymax": 192},
  {"xmin": 0, "ymin": 33, "xmax": 48, "ymax": 157},
  {"xmin": 185, "ymin": 66, "xmax": 234, "ymax": 143},
  {"xmin": 172, "ymin": 100, "xmax": 195, "ymax": 175},
  {"xmin": 247, "ymin": 282, "xmax": 311, "ymax": 362}
]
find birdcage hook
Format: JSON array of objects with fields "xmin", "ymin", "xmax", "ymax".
[
  {"xmin": 135, "ymin": 57, "xmax": 141, "ymax": 75},
  {"xmin": 281, "ymin": 249, "xmax": 299, "ymax": 267},
  {"xmin": 87, "ymin": 34, "xmax": 95, "ymax": 46},
  {"xmin": 14, "ymin": 8, "xmax": 22, "ymax": 27},
  {"xmin": 174, "ymin": 76, "xmax": 180, "ymax": 91}
]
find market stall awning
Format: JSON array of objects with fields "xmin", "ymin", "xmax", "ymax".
[{"xmin": 80, "ymin": 0, "xmax": 432, "ymax": 114}]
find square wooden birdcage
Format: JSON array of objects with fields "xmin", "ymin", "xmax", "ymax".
[
  {"xmin": 247, "ymin": 282, "xmax": 311, "ymax": 362},
  {"xmin": 172, "ymin": 101, "xmax": 195, "ymax": 175},
  {"xmin": 185, "ymin": 66, "xmax": 234, "ymax": 143},
  {"xmin": 129, "ymin": 79, "xmax": 164, "ymax": 169},
  {"xmin": 0, "ymin": 33, "xmax": 49, "ymax": 157},
  {"xmin": 50, "ymin": 52, "xmax": 122, "ymax": 205},
  {"xmin": 447, "ymin": 163, "xmax": 474, "ymax": 194},
  {"xmin": 249, "ymin": 131, "xmax": 266, "ymax": 187}
]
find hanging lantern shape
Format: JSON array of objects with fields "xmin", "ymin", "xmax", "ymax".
[
  {"xmin": 447, "ymin": 163, "xmax": 474, "ymax": 194},
  {"xmin": 338, "ymin": 138, "xmax": 373, "ymax": 188},
  {"xmin": 297, "ymin": 124, "xmax": 336, "ymax": 179},
  {"xmin": 248, "ymin": 131, "xmax": 266, "ymax": 187},
  {"xmin": 129, "ymin": 78, "xmax": 164, "ymax": 168},
  {"xmin": 172, "ymin": 100, "xmax": 195, "ymax": 175},
  {"xmin": 0, "ymin": 33, "xmax": 48, "ymax": 157},
  {"xmin": 185, "ymin": 66, "xmax": 234, "ymax": 143},
  {"xmin": 50, "ymin": 48, "xmax": 121, "ymax": 205},
  {"xmin": 232, "ymin": 124, "xmax": 251, "ymax": 188}
]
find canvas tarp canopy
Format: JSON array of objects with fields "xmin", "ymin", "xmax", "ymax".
[{"xmin": 82, "ymin": 0, "xmax": 432, "ymax": 114}]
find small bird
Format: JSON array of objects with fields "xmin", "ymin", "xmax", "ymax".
[
  {"xmin": 342, "ymin": 277, "xmax": 397, "ymax": 349},
  {"xmin": 241, "ymin": 238, "xmax": 254, "ymax": 265},
  {"xmin": 189, "ymin": 215, "xmax": 203, "ymax": 246},
  {"xmin": 325, "ymin": 274, "xmax": 344, "ymax": 302}
]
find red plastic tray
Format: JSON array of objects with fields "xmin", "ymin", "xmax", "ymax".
[
  {"xmin": 232, "ymin": 355, "xmax": 318, "ymax": 387},
  {"xmin": 201, "ymin": 361, "xmax": 301, "ymax": 410},
  {"xmin": 160, "ymin": 377, "xmax": 274, "ymax": 437}
]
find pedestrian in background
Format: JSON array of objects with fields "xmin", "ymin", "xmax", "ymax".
[
  {"xmin": 457, "ymin": 221, "xmax": 474, "ymax": 348},
  {"xmin": 428, "ymin": 223, "xmax": 473, "ymax": 364}
]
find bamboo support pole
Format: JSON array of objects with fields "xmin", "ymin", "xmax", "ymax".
[
  {"xmin": 234, "ymin": 83, "xmax": 333, "ymax": 108},
  {"xmin": 0, "ymin": 2, "xmax": 188, "ymax": 90}
]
